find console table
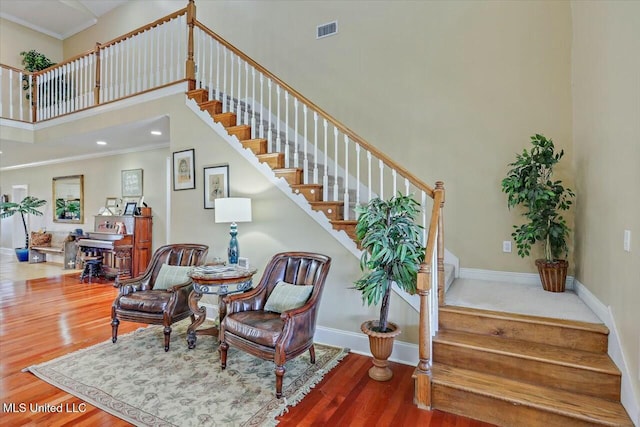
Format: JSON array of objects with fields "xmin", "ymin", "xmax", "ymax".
[{"xmin": 187, "ymin": 265, "xmax": 257, "ymax": 349}]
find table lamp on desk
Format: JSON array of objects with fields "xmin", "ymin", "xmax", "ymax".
[{"xmin": 214, "ymin": 197, "xmax": 252, "ymax": 265}]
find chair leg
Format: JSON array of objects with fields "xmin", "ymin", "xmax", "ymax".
[
  {"xmin": 219, "ymin": 341, "xmax": 228, "ymax": 369},
  {"xmin": 275, "ymin": 365, "xmax": 286, "ymax": 399},
  {"xmin": 309, "ymin": 345, "xmax": 316, "ymax": 364},
  {"xmin": 111, "ymin": 317, "xmax": 119, "ymax": 343},
  {"xmin": 163, "ymin": 325, "xmax": 171, "ymax": 352}
]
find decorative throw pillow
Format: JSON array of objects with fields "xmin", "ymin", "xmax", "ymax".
[
  {"xmin": 264, "ymin": 281, "xmax": 314, "ymax": 313},
  {"xmin": 30, "ymin": 232, "xmax": 52, "ymax": 247},
  {"xmin": 154, "ymin": 264, "xmax": 192, "ymax": 290}
]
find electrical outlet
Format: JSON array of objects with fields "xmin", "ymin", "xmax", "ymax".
[
  {"xmin": 502, "ymin": 241, "xmax": 512, "ymax": 253},
  {"xmin": 624, "ymin": 230, "xmax": 631, "ymax": 252}
]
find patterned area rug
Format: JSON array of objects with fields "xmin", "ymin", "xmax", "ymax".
[{"xmin": 26, "ymin": 320, "xmax": 349, "ymax": 426}]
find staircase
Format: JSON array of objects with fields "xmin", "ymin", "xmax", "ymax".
[
  {"xmin": 187, "ymin": 88, "xmax": 359, "ymax": 239},
  {"xmin": 431, "ymin": 305, "xmax": 633, "ymax": 426}
]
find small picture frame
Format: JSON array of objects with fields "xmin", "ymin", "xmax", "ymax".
[
  {"xmin": 203, "ymin": 165, "xmax": 229, "ymax": 209},
  {"xmin": 121, "ymin": 168, "xmax": 143, "ymax": 197},
  {"xmin": 123, "ymin": 202, "xmax": 137, "ymax": 216},
  {"xmin": 238, "ymin": 257, "xmax": 249, "ymax": 269},
  {"xmin": 173, "ymin": 149, "xmax": 195, "ymax": 191},
  {"xmin": 105, "ymin": 197, "xmax": 119, "ymax": 215}
]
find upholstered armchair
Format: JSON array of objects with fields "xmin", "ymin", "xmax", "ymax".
[
  {"xmin": 111, "ymin": 244, "xmax": 209, "ymax": 351},
  {"xmin": 219, "ymin": 252, "xmax": 332, "ymax": 398}
]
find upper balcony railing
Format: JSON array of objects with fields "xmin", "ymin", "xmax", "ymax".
[{"xmin": 0, "ymin": 0, "xmax": 442, "ymax": 408}]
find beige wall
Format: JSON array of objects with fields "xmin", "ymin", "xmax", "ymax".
[
  {"xmin": 0, "ymin": 18, "xmax": 63, "ymax": 68},
  {"xmin": 571, "ymin": 0, "xmax": 640, "ymax": 408}
]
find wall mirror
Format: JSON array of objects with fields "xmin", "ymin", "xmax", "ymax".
[{"xmin": 53, "ymin": 175, "xmax": 84, "ymax": 223}]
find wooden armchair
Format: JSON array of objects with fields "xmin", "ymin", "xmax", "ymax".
[
  {"xmin": 111, "ymin": 243, "xmax": 209, "ymax": 351},
  {"xmin": 219, "ymin": 252, "xmax": 332, "ymax": 398}
]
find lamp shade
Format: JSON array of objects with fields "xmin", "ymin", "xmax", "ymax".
[{"xmin": 215, "ymin": 197, "xmax": 252, "ymax": 223}]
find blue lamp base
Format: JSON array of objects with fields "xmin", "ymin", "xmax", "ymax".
[{"xmin": 228, "ymin": 222, "xmax": 239, "ymax": 264}]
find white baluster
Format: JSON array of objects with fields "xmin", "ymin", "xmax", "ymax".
[
  {"xmin": 284, "ymin": 90, "xmax": 290, "ymax": 167},
  {"xmin": 405, "ymin": 178, "xmax": 410, "ymax": 196},
  {"xmin": 229, "ymin": 52, "xmax": 235, "ymax": 114},
  {"xmin": 267, "ymin": 79, "xmax": 272, "ymax": 151},
  {"xmin": 222, "ymin": 48, "xmax": 227, "ymax": 112},
  {"xmin": 244, "ymin": 62, "xmax": 249, "ymax": 125},
  {"xmin": 236, "ymin": 56, "xmax": 241, "ymax": 121},
  {"xmin": 379, "ymin": 159, "xmax": 384, "ymax": 200},
  {"xmin": 208, "ymin": 35, "xmax": 214, "ymax": 98},
  {"xmin": 367, "ymin": 151, "xmax": 372, "ymax": 202},
  {"xmin": 259, "ymin": 74, "xmax": 264, "ymax": 138},
  {"xmin": 276, "ymin": 85, "xmax": 281, "ymax": 152},
  {"xmin": 294, "ymin": 99, "xmax": 299, "ymax": 168},
  {"xmin": 5, "ymin": 69, "xmax": 10, "ymax": 119},
  {"xmin": 422, "ymin": 191, "xmax": 428, "ymax": 244},
  {"xmin": 333, "ymin": 127, "xmax": 339, "ymax": 201},
  {"xmin": 303, "ymin": 105, "xmax": 309, "ymax": 184},
  {"xmin": 169, "ymin": 24, "xmax": 175, "ymax": 83},
  {"xmin": 392, "ymin": 169, "xmax": 398, "ymax": 197},
  {"xmin": 355, "ymin": 144, "xmax": 361, "ymax": 213},
  {"xmin": 251, "ymin": 68, "xmax": 256, "ymax": 139},
  {"xmin": 323, "ymin": 119, "xmax": 329, "ymax": 201},
  {"xmin": 215, "ymin": 42, "xmax": 221, "ymax": 101},
  {"xmin": 343, "ymin": 135, "xmax": 350, "ymax": 220},
  {"xmin": 143, "ymin": 30, "xmax": 149, "ymax": 91},
  {"xmin": 313, "ymin": 112, "xmax": 319, "ymax": 184}
]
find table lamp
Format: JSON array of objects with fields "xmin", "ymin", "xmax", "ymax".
[{"xmin": 214, "ymin": 197, "xmax": 252, "ymax": 264}]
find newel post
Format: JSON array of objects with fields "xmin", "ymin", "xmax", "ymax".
[
  {"xmin": 186, "ymin": 0, "xmax": 197, "ymax": 91},
  {"xmin": 94, "ymin": 42, "xmax": 101, "ymax": 106},
  {"xmin": 30, "ymin": 73, "xmax": 37, "ymax": 123},
  {"xmin": 413, "ymin": 261, "xmax": 432, "ymax": 409},
  {"xmin": 435, "ymin": 181, "xmax": 445, "ymax": 306}
]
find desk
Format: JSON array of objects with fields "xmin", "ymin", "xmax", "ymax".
[{"xmin": 187, "ymin": 265, "xmax": 257, "ymax": 349}]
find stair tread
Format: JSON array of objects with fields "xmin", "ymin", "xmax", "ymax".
[
  {"xmin": 440, "ymin": 305, "xmax": 609, "ymax": 334},
  {"xmin": 310, "ymin": 201, "xmax": 343, "ymax": 207},
  {"xmin": 330, "ymin": 219, "xmax": 358, "ymax": 225},
  {"xmin": 257, "ymin": 152, "xmax": 284, "ymax": 158},
  {"xmin": 432, "ymin": 364, "xmax": 632, "ymax": 426},
  {"xmin": 435, "ymin": 330, "xmax": 620, "ymax": 374}
]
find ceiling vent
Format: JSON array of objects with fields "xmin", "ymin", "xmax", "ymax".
[{"xmin": 317, "ymin": 21, "xmax": 338, "ymax": 39}]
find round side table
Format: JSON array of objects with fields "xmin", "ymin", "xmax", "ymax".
[{"xmin": 186, "ymin": 265, "xmax": 257, "ymax": 349}]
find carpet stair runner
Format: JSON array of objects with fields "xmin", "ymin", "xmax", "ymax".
[
  {"xmin": 187, "ymin": 88, "xmax": 358, "ymax": 240},
  {"xmin": 432, "ymin": 306, "xmax": 633, "ymax": 426}
]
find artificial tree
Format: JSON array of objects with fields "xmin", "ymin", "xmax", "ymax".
[
  {"xmin": 501, "ymin": 134, "xmax": 575, "ymax": 291},
  {"xmin": 0, "ymin": 196, "xmax": 47, "ymax": 260}
]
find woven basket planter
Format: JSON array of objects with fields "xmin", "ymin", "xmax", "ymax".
[{"xmin": 535, "ymin": 259, "xmax": 568, "ymax": 293}]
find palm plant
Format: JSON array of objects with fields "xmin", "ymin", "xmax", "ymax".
[
  {"xmin": 0, "ymin": 196, "xmax": 47, "ymax": 248},
  {"xmin": 354, "ymin": 193, "xmax": 425, "ymax": 332}
]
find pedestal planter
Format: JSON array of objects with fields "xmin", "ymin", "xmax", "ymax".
[
  {"xmin": 361, "ymin": 320, "xmax": 402, "ymax": 381},
  {"xmin": 535, "ymin": 259, "xmax": 568, "ymax": 293}
]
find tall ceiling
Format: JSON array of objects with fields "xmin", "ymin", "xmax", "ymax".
[
  {"xmin": 0, "ymin": 0, "xmax": 129, "ymax": 40},
  {"xmin": 0, "ymin": 0, "xmax": 172, "ymax": 170}
]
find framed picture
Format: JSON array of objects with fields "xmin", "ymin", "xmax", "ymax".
[
  {"xmin": 121, "ymin": 168, "xmax": 143, "ymax": 197},
  {"xmin": 105, "ymin": 197, "xmax": 119, "ymax": 215},
  {"xmin": 203, "ymin": 165, "xmax": 229, "ymax": 209},
  {"xmin": 173, "ymin": 149, "xmax": 195, "ymax": 190},
  {"xmin": 123, "ymin": 201, "xmax": 137, "ymax": 216}
]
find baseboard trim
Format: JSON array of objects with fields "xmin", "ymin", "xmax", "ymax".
[
  {"xmin": 204, "ymin": 303, "xmax": 419, "ymax": 366},
  {"xmin": 459, "ymin": 267, "xmax": 575, "ymax": 290},
  {"xmin": 573, "ymin": 279, "xmax": 639, "ymax": 425}
]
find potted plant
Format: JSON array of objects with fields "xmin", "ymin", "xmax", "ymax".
[
  {"xmin": 0, "ymin": 196, "xmax": 47, "ymax": 261},
  {"xmin": 501, "ymin": 134, "xmax": 575, "ymax": 292},
  {"xmin": 20, "ymin": 50, "xmax": 57, "ymax": 101},
  {"xmin": 354, "ymin": 193, "xmax": 425, "ymax": 381}
]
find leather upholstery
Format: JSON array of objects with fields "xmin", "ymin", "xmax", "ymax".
[
  {"xmin": 219, "ymin": 252, "xmax": 331, "ymax": 398},
  {"xmin": 111, "ymin": 244, "xmax": 208, "ymax": 351}
]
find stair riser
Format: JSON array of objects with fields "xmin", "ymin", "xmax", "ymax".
[
  {"xmin": 432, "ymin": 383, "xmax": 601, "ymax": 427},
  {"xmin": 275, "ymin": 170, "xmax": 303, "ymax": 186},
  {"xmin": 259, "ymin": 154, "xmax": 285, "ymax": 169},
  {"xmin": 200, "ymin": 101, "xmax": 222, "ymax": 116},
  {"xmin": 242, "ymin": 139, "xmax": 268, "ymax": 155},
  {"xmin": 311, "ymin": 205, "xmax": 342, "ymax": 221},
  {"xmin": 228, "ymin": 126, "xmax": 251, "ymax": 140},
  {"xmin": 213, "ymin": 113, "xmax": 237, "ymax": 127},
  {"xmin": 187, "ymin": 89, "xmax": 208, "ymax": 103},
  {"xmin": 331, "ymin": 222, "xmax": 357, "ymax": 241},
  {"xmin": 433, "ymin": 342, "xmax": 621, "ymax": 400},
  {"xmin": 439, "ymin": 310, "xmax": 608, "ymax": 353},
  {"xmin": 292, "ymin": 186, "xmax": 322, "ymax": 202}
]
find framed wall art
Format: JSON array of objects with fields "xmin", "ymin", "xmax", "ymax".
[
  {"xmin": 203, "ymin": 165, "xmax": 229, "ymax": 209},
  {"xmin": 173, "ymin": 149, "xmax": 195, "ymax": 191},
  {"xmin": 121, "ymin": 168, "xmax": 143, "ymax": 197},
  {"xmin": 123, "ymin": 201, "xmax": 137, "ymax": 216}
]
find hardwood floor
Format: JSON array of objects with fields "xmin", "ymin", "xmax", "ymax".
[{"xmin": 0, "ymin": 272, "xmax": 494, "ymax": 426}]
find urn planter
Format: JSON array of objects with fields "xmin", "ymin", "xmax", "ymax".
[{"xmin": 361, "ymin": 320, "xmax": 402, "ymax": 381}]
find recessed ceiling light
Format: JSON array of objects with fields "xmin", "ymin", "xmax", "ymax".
[
  {"xmin": 150, "ymin": 130, "xmax": 162, "ymax": 136},
  {"xmin": 96, "ymin": 141, "xmax": 107, "ymax": 145}
]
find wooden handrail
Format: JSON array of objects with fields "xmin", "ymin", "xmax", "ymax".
[
  {"xmin": 99, "ymin": 8, "xmax": 188, "ymax": 50},
  {"xmin": 193, "ymin": 20, "xmax": 435, "ymax": 199}
]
